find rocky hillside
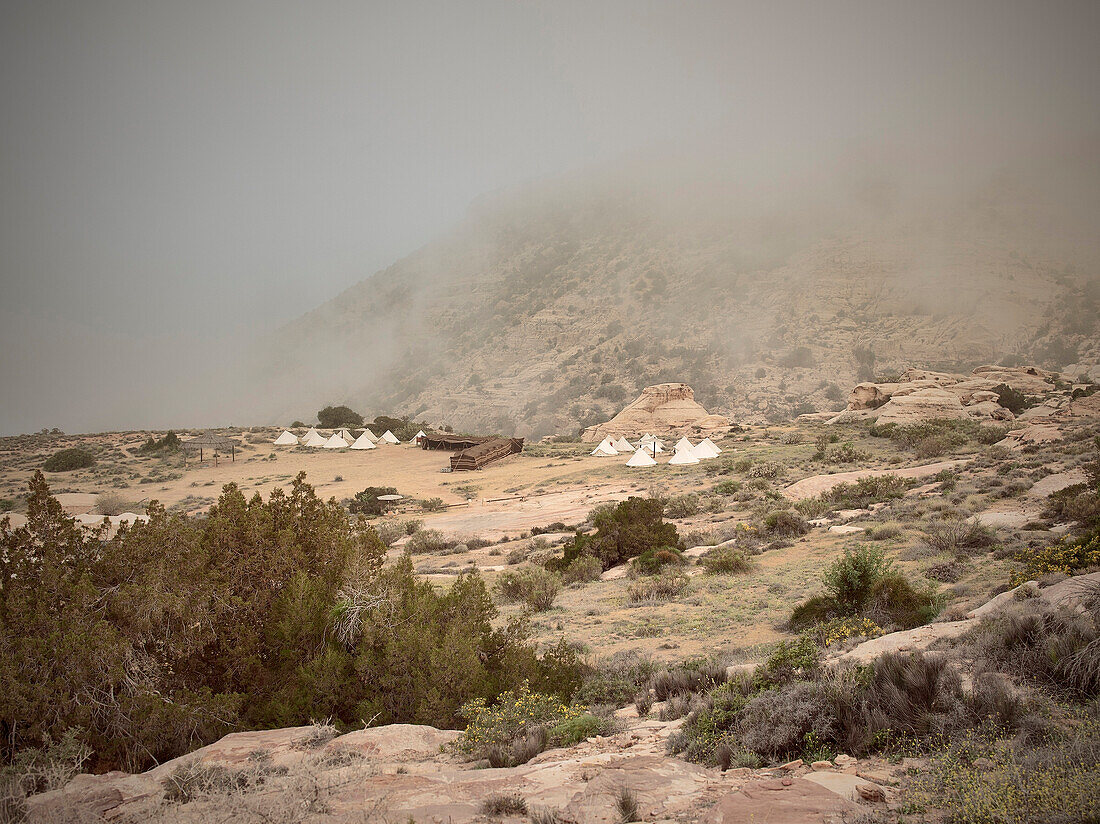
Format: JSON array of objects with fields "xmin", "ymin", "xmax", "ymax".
[{"xmin": 254, "ymin": 149, "xmax": 1100, "ymax": 436}]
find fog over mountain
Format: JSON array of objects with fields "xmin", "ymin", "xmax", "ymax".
[{"xmin": 1, "ymin": 1, "xmax": 1098, "ymax": 434}]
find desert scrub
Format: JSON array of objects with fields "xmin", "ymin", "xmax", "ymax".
[
  {"xmin": 762, "ymin": 509, "xmax": 810, "ymax": 537},
  {"xmin": 455, "ymin": 682, "xmax": 588, "ymax": 756},
  {"xmin": 496, "ymin": 567, "xmax": 561, "ymax": 611},
  {"xmin": 561, "ymin": 553, "xmax": 602, "ymax": 584},
  {"xmin": 823, "ymin": 442, "xmax": 870, "ymax": 464},
  {"xmin": 910, "ymin": 721, "xmax": 1100, "ymax": 824},
  {"xmin": 748, "ymin": 461, "xmax": 784, "ymax": 480},
  {"xmin": 627, "ymin": 571, "xmax": 688, "ymax": 603},
  {"xmin": 664, "ymin": 493, "xmax": 700, "ymax": 518},
  {"xmin": 701, "ymin": 546, "xmax": 753, "ymax": 574},
  {"xmin": 630, "ymin": 546, "xmax": 685, "ymax": 576},
  {"xmin": 822, "ymin": 475, "xmax": 911, "ymax": 508},
  {"xmin": 803, "ymin": 617, "xmax": 882, "ymax": 649},
  {"xmin": 922, "ymin": 518, "xmax": 999, "ymax": 558}
]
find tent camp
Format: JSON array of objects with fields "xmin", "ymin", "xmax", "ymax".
[
  {"xmin": 322, "ymin": 433, "xmax": 349, "ymax": 449},
  {"xmin": 336, "ymin": 428, "xmax": 355, "ymax": 442},
  {"xmin": 668, "ymin": 448, "xmax": 699, "ymax": 466},
  {"xmin": 626, "ymin": 448, "xmax": 657, "ymax": 467},
  {"xmin": 692, "ymin": 439, "xmax": 720, "ymax": 459},
  {"xmin": 273, "ymin": 430, "xmax": 299, "ymax": 446},
  {"xmin": 613, "ymin": 436, "xmax": 634, "ymax": 452},
  {"xmin": 590, "ymin": 437, "xmax": 618, "ymax": 457},
  {"xmin": 380, "ymin": 430, "xmax": 400, "ymax": 444},
  {"xmin": 349, "ymin": 432, "xmax": 377, "ymax": 450},
  {"xmin": 675, "ymin": 436, "xmax": 695, "ymax": 452},
  {"xmin": 359, "ymin": 428, "xmax": 379, "ymax": 442},
  {"xmin": 302, "ymin": 431, "xmax": 327, "ymax": 448},
  {"xmin": 638, "ymin": 433, "xmax": 655, "ymax": 445},
  {"xmin": 409, "ymin": 430, "xmax": 427, "ymax": 444}
]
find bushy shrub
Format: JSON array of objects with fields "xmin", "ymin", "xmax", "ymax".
[
  {"xmin": 823, "ymin": 475, "xmax": 910, "ymax": 508},
  {"xmin": 627, "ymin": 571, "xmax": 688, "ymax": 603},
  {"xmin": 456, "ymin": 683, "xmax": 587, "ymax": 761},
  {"xmin": 496, "ymin": 567, "xmax": 562, "ymax": 611},
  {"xmin": 763, "ymin": 509, "xmax": 810, "ymax": 537},
  {"xmin": 922, "ymin": 519, "xmax": 998, "ymax": 558},
  {"xmin": 791, "ymin": 545, "xmax": 940, "ymax": 630},
  {"xmin": 993, "ymin": 383, "xmax": 1031, "ymax": 414},
  {"xmin": 572, "ymin": 652, "xmax": 658, "ymax": 708},
  {"xmin": 347, "ymin": 486, "xmax": 398, "ymax": 516},
  {"xmin": 712, "ymin": 480, "xmax": 742, "ymax": 495},
  {"xmin": 824, "ymin": 442, "xmax": 870, "ymax": 464},
  {"xmin": 419, "ymin": 497, "xmax": 445, "ymax": 512},
  {"xmin": 561, "ymin": 554, "xmax": 602, "ymax": 584},
  {"xmin": 664, "ymin": 493, "xmax": 700, "ymax": 519},
  {"xmin": 1014, "ymin": 534, "xmax": 1100, "ymax": 582},
  {"xmin": 561, "ymin": 497, "xmax": 681, "ymax": 571},
  {"xmin": 630, "ymin": 547, "xmax": 685, "ymax": 576},
  {"xmin": 748, "ymin": 461, "xmax": 784, "ymax": 480},
  {"xmin": 137, "ymin": 431, "xmax": 181, "ymax": 455},
  {"xmin": 317, "ymin": 405, "xmax": 363, "ymax": 429},
  {"xmin": 865, "ymin": 523, "xmax": 903, "ymax": 541},
  {"xmin": 42, "ymin": 448, "xmax": 95, "ymax": 472},
  {"xmin": 702, "ymin": 546, "xmax": 753, "ymax": 575},
  {"xmin": 651, "ymin": 660, "xmax": 728, "ymax": 701},
  {"xmin": 481, "ymin": 794, "xmax": 528, "ymax": 816},
  {"xmin": 405, "ymin": 528, "xmax": 450, "ymax": 553}
]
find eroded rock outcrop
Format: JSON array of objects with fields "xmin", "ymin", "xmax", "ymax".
[{"xmin": 582, "ymin": 383, "xmax": 730, "ymax": 442}]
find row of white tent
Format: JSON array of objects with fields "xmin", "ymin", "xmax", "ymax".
[
  {"xmin": 590, "ymin": 434, "xmax": 722, "ymax": 468},
  {"xmin": 273, "ymin": 427, "xmax": 427, "ymax": 450}
]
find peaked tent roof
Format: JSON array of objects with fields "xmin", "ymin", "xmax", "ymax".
[
  {"xmin": 692, "ymin": 440, "xmax": 720, "ymax": 459},
  {"xmin": 380, "ymin": 430, "xmax": 400, "ymax": 444},
  {"xmin": 699, "ymin": 437, "xmax": 722, "ymax": 454},
  {"xmin": 410, "ymin": 429, "xmax": 427, "ymax": 443},
  {"xmin": 273, "ymin": 430, "xmax": 299, "ymax": 446},
  {"xmin": 668, "ymin": 448, "xmax": 700, "ymax": 465},
  {"xmin": 359, "ymin": 428, "xmax": 379, "ymax": 442},
  {"xmin": 322, "ymin": 433, "xmax": 349, "ymax": 449},
  {"xmin": 303, "ymin": 427, "xmax": 321, "ymax": 440},
  {"xmin": 613, "ymin": 436, "xmax": 634, "ymax": 452},
  {"xmin": 336, "ymin": 428, "xmax": 355, "ymax": 442},
  {"xmin": 626, "ymin": 448, "xmax": 657, "ymax": 467},
  {"xmin": 675, "ymin": 437, "xmax": 695, "ymax": 452},
  {"xmin": 638, "ymin": 433, "xmax": 655, "ymax": 444},
  {"xmin": 590, "ymin": 437, "xmax": 618, "ymax": 457},
  {"xmin": 350, "ymin": 432, "xmax": 377, "ymax": 450},
  {"xmin": 303, "ymin": 432, "xmax": 327, "ymax": 447}
]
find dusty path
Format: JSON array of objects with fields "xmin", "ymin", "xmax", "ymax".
[
  {"xmin": 417, "ymin": 484, "xmax": 634, "ymax": 539},
  {"xmin": 781, "ymin": 459, "xmax": 970, "ymax": 501}
]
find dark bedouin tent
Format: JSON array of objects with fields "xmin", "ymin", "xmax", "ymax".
[
  {"xmin": 181, "ymin": 432, "xmax": 238, "ymax": 465},
  {"xmin": 419, "ymin": 433, "xmax": 490, "ymax": 451},
  {"xmin": 450, "ymin": 438, "xmax": 524, "ymax": 471}
]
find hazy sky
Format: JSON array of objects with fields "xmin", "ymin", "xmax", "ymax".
[{"xmin": 1, "ymin": 0, "xmax": 1098, "ymax": 434}]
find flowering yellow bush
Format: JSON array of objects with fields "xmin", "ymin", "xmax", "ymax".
[
  {"xmin": 810, "ymin": 617, "xmax": 883, "ymax": 648},
  {"xmin": 455, "ymin": 682, "xmax": 586, "ymax": 753},
  {"xmin": 1012, "ymin": 534, "xmax": 1100, "ymax": 584}
]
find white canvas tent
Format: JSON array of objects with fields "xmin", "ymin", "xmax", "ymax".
[
  {"xmin": 698, "ymin": 437, "xmax": 721, "ymax": 455},
  {"xmin": 359, "ymin": 428, "xmax": 379, "ymax": 443},
  {"xmin": 380, "ymin": 430, "xmax": 400, "ymax": 444},
  {"xmin": 613, "ymin": 436, "xmax": 634, "ymax": 452},
  {"xmin": 692, "ymin": 439, "xmax": 720, "ymax": 459},
  {"xmin": 675, "ymin": 436, "xmax": 695, "ymax": 453},
  {"xmin": 273, "ymin": 430, "xmax": 299, "ymax": 446},
  {"xmin": 590, "ymin": 437, "xmax": 618, "ymax": 457},
  {"xmin": 322, "ymin": 433, "xmax": 349, "ymax": 449},
  {"xmin": 626, "ymin": 448, "xmax": 657, "ymax": 467},
  {"xmin": 668, "ymin": 448, "xmax": 699, "ymax": 466},
  {"xmin": 302, "ymin": 431, "xmax": 327, "ymax": 448},
  {"xmin": 349, "ymin": 432, "xmax": 377, "ymax": 450},
  {"xmin": 638, "ymin": 433, "xmax": 655, "ymax": 445},
  {"xmin": 409, "ymin": 430, "xmax": 427, "ymax": 444},
  {"xmin": 336, "ymin": 428, "xmax": 355, "ymax": 442}
]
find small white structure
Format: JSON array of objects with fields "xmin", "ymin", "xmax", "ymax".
[
  {"xmin": 336, "ymin": 428, "xmax": 355, "ymax": 442},
  {"xmin": 626, "ymin": 448, "xmax": 657, "ymax": 467},
  {"xmin": 380, "ymin": 430, "xmax": 400, "ymax": 444},
  {"xmin": 322, "ymin": 433, "xmax": 349, "ymax": 449},
  {"xmin": 668, "ymin": 448, "xmax": 700, "ymax": 466},
  {"xmin": 613, "ymin": 436, "xmax": 634, "ymax": 452},
  {"xmin": 273, "ymin": 430, "xmax": 299, "ymax": 446},
  {"xmin": 675, "ymin": 436, "xmax": 695, "ymax": 453},
  {"xmin": 638, "ymin": 433, "xmax": 655, "ymax": 445},
  {"xmin": 692, "ymin": 439, "xmax": 720, "ymax": 459},
  {"xmin": 302, "ymin": 431, "xmax": 327, "ymax": 448},
  {"xmin": 590, "ymin": 437, "xmax": 619, "ymax": 457},
  {"xmin": 349, "ymin": 432, "xmax": 377, "ymax": 450},
  {"xmin": 698, "ymin": 437, "xmax": 722, "ymax": 455},
  {"xmin": 410, "ymin": 429, "xmax": 427, "ymax": 444},
  {"xmin": 359, "ymin": 428, "xmax": 379, "ymax": 443}
]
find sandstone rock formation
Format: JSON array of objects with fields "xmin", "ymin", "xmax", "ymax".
[
  {"xmin": 830, "ymin": 365, "xmax": 1062, "ymax": 425},
  {"xmin": 582, "ymin": 383, "xmax": 730, "ymax": 443}
]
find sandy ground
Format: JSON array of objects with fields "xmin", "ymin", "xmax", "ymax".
[{"xmin": 781, "ymin": 459, "xmax": 971, "ymax": 500}]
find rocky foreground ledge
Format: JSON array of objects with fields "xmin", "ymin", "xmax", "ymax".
[{"xmin": 30, "ymin": 574, "xmax": 1100, "ymax": 824}]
